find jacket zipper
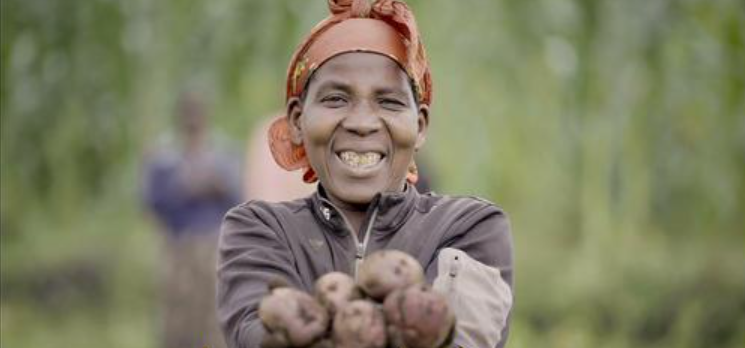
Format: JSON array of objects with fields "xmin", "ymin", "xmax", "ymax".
[
  {"xmin": 322, "ymin": 199, "xmax": 379, "ymax": 281},
  {"xmin": 354, "ymin": 208, "xmax": 378, "ymax": 280}
]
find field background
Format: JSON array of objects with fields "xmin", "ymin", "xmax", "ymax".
[{"xmin": 2, "ymin": 0, "xmax": 744, "ymax": 347}]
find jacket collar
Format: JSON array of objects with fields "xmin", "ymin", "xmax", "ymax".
[{"xmin": 309, "ymin": 183, "xmax": 420, "ymax": 235}]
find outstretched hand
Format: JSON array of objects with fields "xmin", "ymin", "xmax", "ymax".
[
  {"xmin": 259, "ymin": 280, "xmax": 330, "ymax": 348},
  {"xmin": 384, "ymin": 284, "xmax": 455, "ymax": 348}
]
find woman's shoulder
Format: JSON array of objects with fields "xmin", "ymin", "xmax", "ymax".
[
  {"xmin": 220, "ymin": 197, "xmax": 317, "ymax": 242},
  {"xmin": 416, "ymin": 192, "xmax": 512, "ymax": 252},
  {"xmin": 225, "ymin": 196, "xmax": 313, "ymax": 220},
  {"xmin": 417, "ymin": 191, "xmax": 507, "ymax": 217}
]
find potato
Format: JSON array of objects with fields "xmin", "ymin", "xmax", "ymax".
[
  {"xmin": 332, "ymin": 300, "xmax": 387, "ymax": 348},
  {"xmin": 314, "ymin": 272, "xmax": 361, "ymax": 316},
  {"xmin": 259, "ymin": 285, "xmax": 330, "ymax": 348},
  {"xmin": 357, "ymin": 250, "xmax": 425, "ymax": 301},
  {"xmin": 383, "ymin": 284, "xmax": 455, "ymax": 348}
]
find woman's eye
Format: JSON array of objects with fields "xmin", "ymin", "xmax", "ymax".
[
  {"xmin": 320, "ymin": 95, "xmax": 348, "ymax": 107},
  {"xmin": 380, "ymin": 98, "xmax": 406, "ymax": 109}
]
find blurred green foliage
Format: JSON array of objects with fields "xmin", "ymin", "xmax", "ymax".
[{"xmin": 1, "ymin": 0, "xmax": 744, "ymax": 347}]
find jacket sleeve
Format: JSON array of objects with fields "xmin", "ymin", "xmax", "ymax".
[
  {"xmin": 216, "ymin": 202, "xmax": 304, "ymax": 348},
  {"xmin": 429, "ymin": 202, "xmax": 514, "ymax": 348}
]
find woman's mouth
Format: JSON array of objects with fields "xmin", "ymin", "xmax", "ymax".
[{"xmin": 338, "ymin": 151, "xmax": 384, "ymax": 169}]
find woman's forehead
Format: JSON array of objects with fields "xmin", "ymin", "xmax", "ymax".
[{"xmin": 308, "ymin": 52, "xmax": 411, "ymax": 93}]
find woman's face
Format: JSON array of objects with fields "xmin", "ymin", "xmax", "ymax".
[{"xmin": 288, "ymin": 52, "xmax": 429, "ymax": 208}]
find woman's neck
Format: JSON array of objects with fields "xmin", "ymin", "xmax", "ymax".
[
  {"xmin": 341, "ymin": 209, "xmax": 366, "ymax": 235},
  {"xmin": 328, "ymin": 197, "xmax": 369, "ymax": 235}
]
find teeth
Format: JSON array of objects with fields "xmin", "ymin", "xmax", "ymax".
[{"xmin": 339, "ymin": 151, "xmax": 382, "ymax": 168}]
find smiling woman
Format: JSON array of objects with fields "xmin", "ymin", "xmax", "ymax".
[
  {"xmin": 289, "ymin": 52, "xmax": 427, "ymax": 227},
  {"xmin": 216, "ymin": 1, "xmax": 514, "ymax": 348}
]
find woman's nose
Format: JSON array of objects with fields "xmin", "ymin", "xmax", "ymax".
[{"xmin": 341, "ymin": 102, "xmax": 382, "ymax": 136}]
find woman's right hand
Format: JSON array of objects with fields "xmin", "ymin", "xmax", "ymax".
[{"xmin": 258, "ymin": 283, "xmax": 330, "ymax": 348}]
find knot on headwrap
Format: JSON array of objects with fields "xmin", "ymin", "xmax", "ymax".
[
  {"xmin": 270, "ymin": 0, "xmax": 431, "ymax": 184},
  {"xmin": 328, "ymin": 0, "xmax": 373, "ymax": 17},
  {"xmin": 352, "ymin": 0, "xmax": 372, "ymax": 17}
]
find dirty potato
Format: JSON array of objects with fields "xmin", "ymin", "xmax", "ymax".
[
  {"xmin": 259, "ymin": 285, "xmax": 330, "ymax": 348},
  {"xmin": 383, "ymin": 284, "xmax": 455, "ymax": 348},
  {"xmin": 315, "ymin": 272, "xmax": 361, "ymax": 317},
  {"xmin": 332, "ymin": 300, "xmax": 387, "ymax": 348},
  {"xmin": 357, "ymin": 250, "xmax": 425, "ymax": 301}
]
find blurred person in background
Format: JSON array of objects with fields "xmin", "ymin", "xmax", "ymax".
[
  {"xmin": 411, "ymin": 153, "xmax": 435, "ymax": 194},
  {"xmin": 142, "ymin": 92, "xmax": 241, "ymax": 348}
]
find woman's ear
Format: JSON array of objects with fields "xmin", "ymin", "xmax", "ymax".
[
  {"xmin": 415, "ymin": 104, "xmax": 430, "ymax": 150},
  {"xmin": 287, "ymin": 97, "xmax": 304, "ymax": 146}
]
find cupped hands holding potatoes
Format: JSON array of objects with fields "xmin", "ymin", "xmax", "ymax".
[{"xmin": 258, "ymin": 250, "xmax": 455, "ymax": 348}]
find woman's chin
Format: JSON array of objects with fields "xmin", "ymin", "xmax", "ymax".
[
  {"xmin": 334, "ymin": 190, "xmax": 377, "ymax": 206},
  {"xmin": 326, "ymin": 181, "xmax": 381, "ymax": 207}
]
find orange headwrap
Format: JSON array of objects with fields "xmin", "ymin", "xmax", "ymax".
[{"xmin": 269, "ymin": 0, "xmax": 432, "ymax": 184}]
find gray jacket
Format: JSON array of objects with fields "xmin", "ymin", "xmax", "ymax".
[{"xmin": 217, "ymin": 185, "xmax": 514, "ymax": 348}]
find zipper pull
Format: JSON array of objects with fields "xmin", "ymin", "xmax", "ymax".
[
  {"xmin": 353, "ymin": 244, "xmax": 364, "ymax": 281},
  {"xmin": 356, "ymin": 243, "xmax": 365, "ymax": 260}
]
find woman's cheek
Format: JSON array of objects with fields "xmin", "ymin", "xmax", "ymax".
[
  {"xmin": 386, "ymin": 114, "xmax": 419, "ymax": 148},
  {"xmin": 303, "ymin": 110, "xmax": 340, "ymax": 145}
]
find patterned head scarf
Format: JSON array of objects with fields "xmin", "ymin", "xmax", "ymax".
[{"xmin": 269, "ymin": 0, "xmax": 432, "ymax": 184}]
